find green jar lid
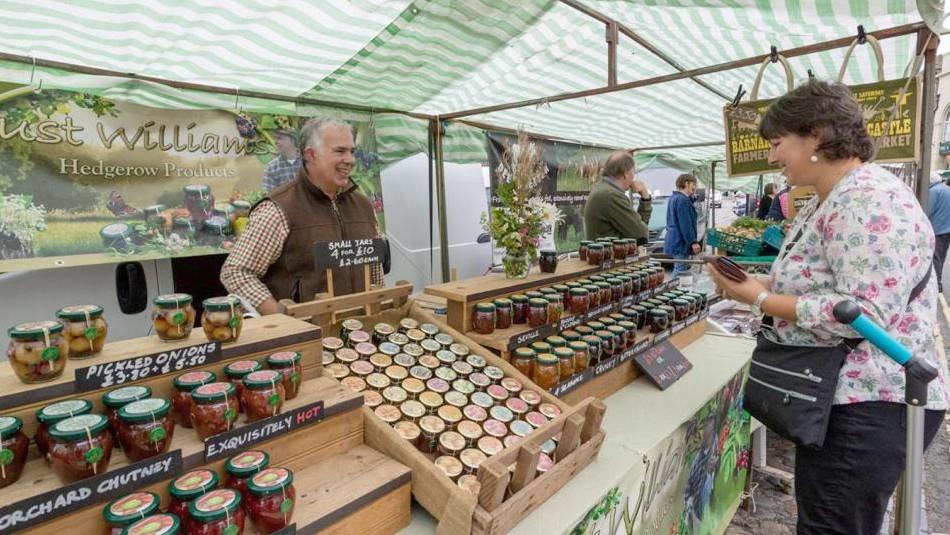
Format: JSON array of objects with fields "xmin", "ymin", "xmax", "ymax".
[
  {"xmin": 224, "ymin": 360, "xmax": 261, "ymax": 379},
  {"xmin": 37, "ymin": 399, "xmax": 93, "ymax": 424},
  {"xmin": 154, "ymin": 293, "xmax": 193, "ymax": 307},
  {"xmin": 183, "ymin": 184, "xmax": 212, "ymax": 195},
  {"xmin": 525, "ymin": 291, "xmax": 544, "ymax": 299},
  {"xmin": 493, "ymin": 298, "xmax": 512, "ymax": 307},
  {"xmin": 529, "ymin": 341, "xmax": 551, "ymax": 353},
  {"xmin": 545, "ymin": 294, "xmax": 562, "ymax": 302},
  {"xmin": 587, "ymin": 321, "xmax": 605, "ymax": 330},
  {"xmin": 618, "ymin": 320, "xmax": 636, "ymax": 330},
  {"xmin": 650, "ymin": 309, "xmax": 669, "ymax": 317},
  {"xmin": 226, "ymin": 450, "xmax": 270, "ymax": 477},
  {"xmin": 8, "ymin": 320, "xmax": 64, "ymax": 339},
  {"xmin": 512, "ymin": 347, "xmax": 536, "ymax": 359},
  {"xmin": 595, "ymin": 330, "xmax": 614, "ymax": 341},
  {"xmin": 594, "ymin": 281, "xmax": 611, "ymax": 289},
  {"xmin": 608, "ymin": 313, "xmax": 626, "ymax": 322},
  {"xmin": 56, "ymin": 304, "xmax": 104, "ymax": 321},
  {"xmin": 579, "ymin": 240, "xmax": 593, "ymax": 246},
  {"xmin": 607, "ymin": 325, "xmax": 626, "ymax": 335},
  {"xmin": 581, "ymin": 335, "xmax": 601, "ymax": 347},
  {"xmin": 536, "ymin": 353, "xmax": 558, "ymax": 365},
  {"xmin": 599, "ymin": 317, "xmax": 617, "ymax": 326},
  {"xmin": 564, "ymin": 281, "xmax": 580, "ymax": 288},
  {"xmin": 671, "ymin": 298, "xmax": 689, "ymax": 306},
  {"xmin": 103, "ymin": 491, "xmax": 161, "ymax": 526},
  {"xmin": 100, "ymin": 222, "xmax": 132, "ymax": 240},
  {"xmin": 49, "ymin": 414, "xmax": 108, "ymax": 442},
  {"xmin": 510, "ymin": 294, "xmax": 528, "ymax": 303},
  {"xmin": 247, "ymin": 467, "xmax": 294, "ymax": 496},
  {"xmin": 187, "ymin": 489, "xmax": 241, "ymax": 522},
  {"xmin": 587, "ymin": 243, "xmax": 604, "ymax": 250},
  {"xmin": 575, "ymin": 325, "xmax": 594, "ymax": 335},
  {"xmin": 554, "ymin": 347, "xmax": 574, "ymax": 359},
  {"xmin": 144, "ymin": 205, "xmax": 166, "ymax": 216},
  {"xmin": 589, "ymin": 275, "xmax": 605, "ymax": 282},
  {"xmin": 191, "ymin": 382, "xmax": 237, "ymax": 403},
  {"xmin": 561, "ymin": 330, "xmax": 581, "ymax": 342},
  {"xmin": 243, "ymin": 370, "xmax": 282, "ymax": 388},
  {"xmin": 0, "ymin": 416, "xmax": 23, "ymax": 439},
  {"xmin": 475, "ymin": 302, "xmax": 495, "ymax": 312},
  {"xmin": 172, "ymin": 216, "xmax": 196, "ymax": 228},
  {"xmin": 617, "ymin": 275, "xmax": 632, "ymax": 282},
  {"xmin": 606, "ymin": 278, "xmax": 622, "ymax": 285},
  {"xmin": 118, "ymin": 398, "xmax": 172, "ymax": 423},
  {"xmin": 173, "ymin": 370, "xmax": 216, "ymax": 391},
  {"xmin": 202, "ymin": 296, "xmax": 241, "ymax": 311},
  {"xmin": 538, "ymin": 287, "xmax": 557, "ymax": 295},
  {"xmin": 267, "ymin": 351, "xmax": 302, "ymax": 367},
  {"xmin": 169, "ymin": 469, "xmax": 219, "ymax": 500},
  {"xmin": 528, "ymin": 298, "xmax": 548, "ymax": 307},
  {"xmin": 545, "ymin": 336, "xmax": 566, "ymax": 347},
  {"xmin": 121, "ymin": 513, "xmax": 180, "ymax": 535},
  {"xmin": 569, "ymin": 287, "xmax": 589, "ymax": 296},
  {"xmin": 577, "ymin": 279, "xmax": 593, "ymax": 285},
  {"xmin": 552, "ymin": 284, "xmax": 569, "ymax": 291},
  {"xmin": 568, "ymin": 341, "xmax": 589, "ymax": 351},
  {"xmin": 103, "ymin": 385, "xmax": 152, "ymax": 408}
]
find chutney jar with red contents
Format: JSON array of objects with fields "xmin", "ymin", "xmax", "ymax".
[
  {"xmin": 224, "ymin": 361, "xmax": 260, "ymax": 414},
  {"xmin": 102, "ymin": 385, "xmax": 151, "ymax": 441},
  {"xmin": 102, "ymin": 491, "xmax": 161, "ymax": 535},
  {"xmin": 225, "ymin": 450, "xmax": 270, "ymax": 507},
  {"xmin": 510, "ymin": 294, "xmax": 529, "ymax": 324},
  {"xmin": 246, "ymin": 467, "xmax": 295, "ymax": 533},
  {"xmin": 35, "ymin": 398, "xmax": 93, "ymax": 459},
  {"xmin": 123, "ymin": 513, "xmax": 181, "ymax": 535},
  {"xmin": 48, "ymin": 414, "xmax": 113, "ymax": 483},
  {"xmin": 190, "ymin": 383, "xmax": 240, "ymax": 440},
  {"xmin": 266, "ymin": 351, "xmax": 302, "ymax": 400},
  {"xmin": 172, "ymin": 371, "xmax": 216, "ymax": 428},
  {"xmin": 0, "ymin": 416, "xmax": 28, "ymax": 488},
  {"xmin": 116, "ymin": 398, "xmax": 175, "ymax": 462},
  {"xmin": 242, "ymin": 370, "xmax": 286, "ymax": 422},
  {"xmin": 168, "ymin": 469, "xmax": 219, "ymax": 527},
  {"xmin": 186, "ymin": 488, "xmax": 245, "ymax": 535}
]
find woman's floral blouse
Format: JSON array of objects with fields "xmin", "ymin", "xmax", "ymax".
[{"xmin": 769, "ymin": 163, "xmax": 950, "ymax": 408}]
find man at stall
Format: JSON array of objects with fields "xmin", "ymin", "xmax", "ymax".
[
  {"xmin": 262, "ymin": 128, "xmax": 301, "ymax": 191},
  {"xmin": 221, "ymin": 117, "xmax": 383, "ymax": 315},
  {"xmin": 663, "ymin": 173, "xmax": 700, "ymax": 277},
  {"xmin": 582, "ymin": 151, "xmax": 653, "ymax": 243}
]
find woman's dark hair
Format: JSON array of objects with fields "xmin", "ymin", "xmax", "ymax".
[
  {"xmin": 759, "ymin": 79, "xmax": 874, "ymax": 162},
  {"xmin": 763, "ymin": 183, "xmax": 776, "ymax": 195}
]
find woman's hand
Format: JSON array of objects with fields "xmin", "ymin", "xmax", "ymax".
[{"xmin": 707, "ymin": 262, "xmax": 768, "ymax": 305}]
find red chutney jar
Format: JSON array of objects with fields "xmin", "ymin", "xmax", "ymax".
[
  {"xmin": 225, "ymin": 450, "xmax": 270, "ymax": 507},
  {"xmin": 242, "ymin": 370, "xmax": 286, "ymax": 422},
  {"xmin": 35, "ymin": 398, "xmax": 93, "ymax": 459},
  {"xmin": 472, "ymin": 303, "xmax": 496, "ymax": 335},
  {"xmin": 103, "ymin": 385, "xmax": 151, "ymax": 440},
  {"xmin": 246, "ymin": 467, "xmax": 296, "ymax": 533},
  {"xmin": 568, "ymin": 287, "xmax": 589, "ymax": 315},
  {"xmin": 510, "ymin": 295, "xmax": 529, "ymax": 324},
  {"xmin": 190, "ymin": 382, "xmax": 240, "ymax": 440},
  {"xmin": 122, "ymin": 513, "xmax": 181, "ymax": 535},
  {"xmin": 493, "ymin": 298, "xmax": 513, "ymax": 330},
  {"xmin": 266, "ymin": 351, "xmax": 303, "ymax": 400},
  {"xmin": 0, "ymin": 416, "xmax": 29, "ymax": 488},
  {"xmin": 586, "ymin": 243, "xmax": 605, "ymax": 265},
  {"xmin": 186, "ymin": 488, "xmax": 245, "ymax": 535},
  {"xmin": 102, "ymin": 491, "xmax": 160, "ymax": 535},
  {"xmin": 172, "ymin": 371, "xmax": 216, "ymax": 428},
  {"xmin": 116, "ymin": 398, "xmax": 175, "ymax": 462},
  {"xmin": 583, "ymin": 285, "xmax": 601, "ymax": 308},
  {"xmin": 169, "ymin": 469, "xmax": 219, "ymax": 527},
  {"xmin": 527, "ymin": 298, "xmax": 548, "ymax": 328},
  {"xmin": 48, "ymin": 414, "xmax": 113, "ymax": 483},
  {"xmin": 224, "ymin": 361, "xmax": 260, "ymax": 414}
]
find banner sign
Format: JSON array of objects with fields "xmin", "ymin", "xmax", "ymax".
[
  {"xmin": 0, "ymin": 83, "xmax": 383, "ymax": 272},
  {"xmin": 724, "ymin": 77, "xmax": 921, "ymax": 177},
  {"xmin": 570, "ymin": 370, "xmax": 751, "ymax": 535}
]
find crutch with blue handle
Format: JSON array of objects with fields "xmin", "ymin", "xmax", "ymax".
[{"xmin": 833, "ymin": 301, "xmax": 939, "ymax": 535}]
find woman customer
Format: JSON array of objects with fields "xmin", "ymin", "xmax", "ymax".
[
  {"xmin": 708, "ymin": 79, "xmax": 950, "ymax": 535},
  {"xmin": 755, "ymin": 183, "xmax": 776, "ymax": 219}
]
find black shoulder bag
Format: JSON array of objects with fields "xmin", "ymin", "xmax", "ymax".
[{"xmin": 742, "ymin": 225, "xmax": 931, "ymax": 449}]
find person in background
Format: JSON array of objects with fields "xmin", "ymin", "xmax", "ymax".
[
  {"xmin": 927, "ymin": 172, "xmax": 950, "ymax": 293},
  {"xmin": 663, "ymin": 173, "xmax": 700, "ymax": 277},
  {"xmin": 766, "ymin": 183, "xmax": 789, "ymax": 221},
  {"xmin": 262, "ymin": 128, "xmax": 301, "ymax": 192},
  {"xmin": 583, "ymin": 151, "xmax": 652, "ymax": 243},
  {"xmin": 222, "ymin": 118, "xmax": 383, "ymax": 314},
  {"xmin": 755, "ymin": 183, "xmax": 776, "ymax": 220},
  {"xmin": 708, "ymin": 79, "xmax": 948, "ymax": 534}
]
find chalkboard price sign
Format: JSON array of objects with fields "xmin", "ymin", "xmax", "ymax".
[
  {"xmin": 634, "ymin": 340, "xmax": 692, "ymax": 390},
  {"xmin": 314, "ymin": 238, "xmax": 385, "ymax": 270},
  {"xmin": 74, "ymin": 341, "xmax": 222, "ymax": 392}
]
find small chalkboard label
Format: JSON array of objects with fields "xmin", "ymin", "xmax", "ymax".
[
  {"xmin": 600, "ymin": 260, "xmax": 613, "ymax": 270},
  {"xmin": 205, "ymin": 401, "xmax": 325, "ymax": 461},
  {"xmin": 634, "ymin": 340, "xmax": 693, "ymax": 390},
  {"xmin": 314, "ymin": 238, "xmax": 385, "ymax": 270},
  {"xmin": 654, "ymin": 330, "xmax": 671, "ymax": 343},
  {"xmin": 637, "ymin": 291, "xmax": 651, "ymax": 302},
  {"xmin": 630, "ymin": 338, "xmax": 652, "ymax": 357},
  {"xmin": 0, "ymin": 451, "xmax": 181, "ymax": 533},
  {"xmin": 671, "ymin": 322, "xmax": 686, "ymax": 334},
  {"xmin": 588, "ymin": 303, "xmax": 614, "ymax": 320},
  {"xmin": 624, "ymin": 255, "xmax": 640, "ymax": 264},
  {"xmin": 620, "ymin": 296, "xmax": 636, "ymax": 308},
  {"xmin": 550, "ymin": 368, "xmax": 593, "ymax": 397},
  {"xmin": 592, "ymin": 355, "xmax": 621, "ymax": 377},
  {"xmin": 75, "ymin": 341, "xmax": 222, "ymax": 391},
  {"xmin": 559, "ymin": 314, "xmax": 582, "ymax": 331},
  {"xmin": 508, "ymin": 325, "xmax": 552, "ymax": 351}
]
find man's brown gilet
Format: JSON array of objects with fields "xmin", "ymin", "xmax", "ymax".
[{"xmin": 255, "ymin": 169, "xmax": 378, "ymax": 302}]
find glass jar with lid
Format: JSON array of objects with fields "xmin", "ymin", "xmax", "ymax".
[
  {"xmin": 201, "ymin": 296, "xmax": 244, "ymax": 344},
  {"xmin": 224, "ymin": 361, "xmax": 261, "ymax": 413},
  {"xmin": 36, "ymin": 398, "xmax": 94, "ymax": 459},
  {"xmin": 568, "ymin": 287, "xmax": 589, "ymax": 315},
  {"xmin": 168, "ymin": 469, "xmax": 218, "ymax": 526},
  {"xmin": 649, "ymin": 309, "xmax": 670, "ymax": 333},
  {"xmin": 493, "ymin": 298, "xmax": 513, "ymax": 330},
  {"xmin": 618, "ymin": 320, "xmax": 638, "ymax": 347},
  {"xmin": 0, "ymin": 416, "xmax": 28, "ymax": 488},
  {"xmin": 246, "ymin": 467, "xmax": 296, "ymax": 533},
  {"xmin": 186, "ymin": 488, "xmax": 245, "ymax": 535},
  {"xmin": 532, "ymin": 353, "xmax": 559, "ymax": 391},
  {"xmin": 510, "ymin": 347, "xmax": 536, "ymax": 379},
  {"xmin": 607, "ymin": 278, "xmax": 624, "ymax": 302},
  {"xmin": 472, "ymin": 303, "xmax": 495, "ymax": 335},
  {"xmin": 172, "ymin": 371, "xmax": 216, "ymax": 428},
  {"xmin": 6, "ymin": 320, "xmax": 69, "ymax": 384},
  {"xmin": 607, "ymin": 325, "xmax": 628, "ymax": 352},
  {"xmin": 266, "ymin": 351, "xmax": 302, "ymax": 400},
  {"xmin": 578, "ymin": 240, "xmax": 592, "ymax": 261},
  {"xmin": 554, "ymin": 347, "xmax": 575, "ymax": 381},
  {"xmin": 594, "ymin": 281, "xmax": 612, "ymax": 305},
  {"xmin": 225, "ymin": 450, "xmax": 269, "ymax": 505},
  {"xmin": 595, "ymin": 330, "xmax": 615, "ymax": 358},
  {"xmin": 117, "ymin": 398, "xmax": 175, "ymax": 461},
  {"xmin": 48, "ymin": 414, "xmax": 113, "ymax": 483},
  {"xmin": 528, "ymin": 298, "xmax": 548, "ymax": 327},
  {"xmin": 510, "ymin": 294, "xmax": 529, "ymax": 324},
  {"xmin": 586, "ymin": 243, "xmax": 605, "ymax": 265},
  {"xmin": 583, "ymin": 284, "xmax": 601, "ymax": 308},
  {"xmin": 152, "ymin": 293, "xmax": 195, "ymax": 342},
  {"xmin": 56, "ymin": 304, "xmax": 108, "ymax": 359},
  {"xmin": 190, "ymin": 383, "xmax": 240, "ymax": 440},
  {"xmin": 183, "ymin": 184, "xmax": 214, "ymax": 220},
  {"xmin": 569, "ymin": 340, "xmax": 590, "ymax": 372},
  {"xmin": 102, "ymin": 491, "xmax": 160, "ymax": 535},
  {"xmin": 581, "ymin": 335, "xmax": 602, "ymax": 365},
  {"xmin": 242, "ymin": 370, "xmax": 286, "ymax": 422},
  {"xmin": 546, "ymin": 294, "xmax": 564, "ymax": 325}
]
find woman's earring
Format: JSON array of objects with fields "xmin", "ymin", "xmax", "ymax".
[{"xmin": 809, "ymin": 155, "xmax": 819, "ymax": 163}]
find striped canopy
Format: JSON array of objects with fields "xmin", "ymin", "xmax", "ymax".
[{"xmin": 0, "ymin": 0, "xmax": 942, "ymax": 173}]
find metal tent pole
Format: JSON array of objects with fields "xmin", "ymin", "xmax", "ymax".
[
  {"xmin": 431, "ymin": 119, "xmax": 451, "ymax": 283},
  {"xmin": 916, "ymin": 30, "xmax": 939, "ymax": 207}
]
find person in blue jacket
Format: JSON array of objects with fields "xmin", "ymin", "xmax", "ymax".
[
  {"xmin": 664, "ymin": 174, "xmax": 700, "ymax": 277},
  {"xmin": 927, "ymin": 172, "xmax": 950, "ymax": 293}
]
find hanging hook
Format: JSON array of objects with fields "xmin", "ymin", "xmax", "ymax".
[
  {"xmin": 769, "ymin": 45, "xmax": 779, "ymax": 64},
  {"xmin": 730, "ymin": 84, "xmax": 746, "ymax": 107},
  {"xmin": 807, "ymin": 69, "xmax": 816, "ymax": 80},
  {"xmin": 29, "ymin": 56, "xmax": 43, "ymax": 93},
  {"xmin": 856, "ymin": 25, "xmax": 867, "ymax": 45}
]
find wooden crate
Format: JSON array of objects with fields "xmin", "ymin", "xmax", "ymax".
[{"xmin": 337, "ymin": 300, "xmax": 606, "ymax": 535}]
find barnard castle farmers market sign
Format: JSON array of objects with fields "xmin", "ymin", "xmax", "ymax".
[{"xmin": 0, "ymin": 83, "xmax": 383, "ymax": 272}]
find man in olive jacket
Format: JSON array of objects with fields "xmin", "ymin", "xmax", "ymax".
[{"xmin": 583, "ymin": 151, "xmax": 653, "ymax": 243}]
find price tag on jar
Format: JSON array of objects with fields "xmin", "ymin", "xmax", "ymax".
[
  {"xmin": 314, "ymin": 238, "xmax": 385, "ymax": 270},
  {"xmin": 74, "ymin": 341, "xmax": 222, "ymax": 392}
]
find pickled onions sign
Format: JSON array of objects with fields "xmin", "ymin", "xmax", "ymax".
[{"xmin": 0, "ymin": 82, "xmax": 383, "ymax": 272}]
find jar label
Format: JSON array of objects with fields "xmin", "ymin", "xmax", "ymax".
[
  {"xmin": 195, "ymin": 383, "xmax": 231, "ymax": 396},
  {"xmin": 0, "ymin": 449, "xmax": 13, "ymax": 466},
  {"xmin": 484, "ymin": 366, "xmax": 504, "ymax": 379},
  {"xmin": 61, "ymin": 305, "xmax": 100, "ymax": 315},
  {"xmin": 42, "ymin": 346, "xmax": 60, "ymax": 362},
  {"xmin": 280, "ymin": 498, "xmax": 293, "ymax": 514},
  {"xmin": 57, "ymin": 414, "xmax": 101, "ymax": 432},
  {"xmin": 170, "ymin": 311, "xmax": 186, "ymax": 326},
  {"xmin": 175, "ymin": 470, "xmax": 215, "ymax": 491},
  {"xmin": 0, "ymin": 416, "xmax": 17, "ymax": 431},
  {"xmin": 149, "ymin": 428, "xmax": 166, "ymax": 442},
  {"xmin": 84, "ymin": 327, "xmax": 99, "ymax": 341},
  {"xmin": 231, "ymin": 451, "xmax": 266, "ymax": 469},
  {"xmin": 85, "ymin": 446, "xmax": 104, "ymax": 464},
  {"xmin": 125, "ymin": 398, "xmax": 167, "ymax": 415},
  {"xmin": 226, "ymin": 360, "xmax": 258, "ymax": 372},
  {"xmin": 268, "ymin": 351, "xmax": 299, "ymax": 363},
  {"xmin": 228, "ymin": 316, "xmax": 241, "ymax": 329},
  {"xmin": 252, "ymin": 467, "xmax": 289, "ymax": 488},
  {"xmin": 194, "ymin": 489, "xmax": 236, "ymax": 512},
  {"xmin": 128, "ymin": 515, "xmax": 175, "ymax": 535},
  {"xmin": 526, "ymin": 412, "xmax": 548, "ymax": 428},
  {"xmin": 463, "ymin": 405, "xmax": 487, "ymax": 421},
  {"xmin": 13, "ymin": 320, "xmax": 60, "ymax": 333},
  {"xmin": 178, "ymin": 371, "xmax": 213, "ymax": 385},
  {"xmin": 267, "ymin": 394, "xmax": 280, "ymax": 407},
  {"xmin": 110, "ymin": 492, "xmax": 156, "ymax": 517},
  {"xmin": 108, "ymin": 386, "xmax": 149, "ymax": 402},
  {"xmin": 246, "ymin": 370, "xmax": 280, "ymax": 382}
]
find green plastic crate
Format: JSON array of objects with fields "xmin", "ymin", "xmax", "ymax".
[
  {"xmin": 707, "ymin": 228, "xmax": 764, "ymax": 256},
  {"xmin": 762, "ymin": 225, "xmax": 785, "ymax": 249}
]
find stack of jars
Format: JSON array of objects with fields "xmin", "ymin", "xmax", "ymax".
[
  {"xmin": 578, "ymin": 237, "xmax": 638, "ymax": 265},
  {"xmin": 327, "ymin": 318, "xmax": 565, "ymax": 495},
  {"xmin": 151, "ymin": 293, "xmax": 246, "ymax": 344}
]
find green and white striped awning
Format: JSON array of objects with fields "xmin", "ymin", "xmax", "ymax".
[{"xmin": 0, "ymin": 0, "xmax": 942, "ymax": 169}]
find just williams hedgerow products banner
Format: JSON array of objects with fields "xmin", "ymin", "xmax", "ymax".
[
  {"xmin": 724, "ymin": 77, "xmax": 922, "ymax": 177},
  {"xmin": 0, "ymin": 82, "xmax": 384, "ymax": 272}
]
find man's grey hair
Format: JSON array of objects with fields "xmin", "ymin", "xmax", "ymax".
[{"xmin": 298, "ymin": 117, "xmax": 352, "ymax": 154}]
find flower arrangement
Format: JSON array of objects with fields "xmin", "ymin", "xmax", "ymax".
[
  {"xmin": 0, "ymin": 194, "xmax": 46, "ymax": 258},
  {"xmin": 480, "ymin": 131, "xmax": 562, "ymax": 278}
]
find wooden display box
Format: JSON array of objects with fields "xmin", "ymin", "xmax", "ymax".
[
  {"xmin": 0, "ymin": 315, "xmax": 411, "ymax": 535},
  {"xmin": 333, "ymin": 301, "xmax": 607, "ymax": 535}
]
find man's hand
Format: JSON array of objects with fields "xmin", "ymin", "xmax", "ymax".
[
  {"xmin": 691, "ymin": 243, "xmax": 701, "ymax": 254},
  {"xmin": 257, "ymin": 298, "xmax": 286, "ymax": 315},
  {"xmin": 632, "ymin": 180, "xmax": 651, "ymax": 199}
]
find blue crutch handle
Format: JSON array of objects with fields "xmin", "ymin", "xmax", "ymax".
[{"xmin": 832, "ymin": 301, "xmax": 911, "ymax": 365}]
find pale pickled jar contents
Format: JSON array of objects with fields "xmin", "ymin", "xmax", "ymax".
[
  {"xmin": 56, "ymin": 305, "xmax": 108, "ymax": 359},
  {"xmin": 7, "ymin": 320, "xmax": 69, "ymax": 384},
  {"xmin": 152, "ymin": 294, "xmax": 195, "ymax": 342},
  {"xmin": 201, "ymin": 296, "xmax": 245, "ymax": 344}
]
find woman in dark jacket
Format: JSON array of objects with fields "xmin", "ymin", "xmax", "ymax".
[{"xmin": 755, "ymin": 183, "xmax": 776, "ymax": 219}]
